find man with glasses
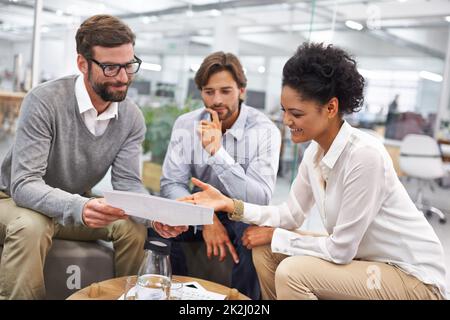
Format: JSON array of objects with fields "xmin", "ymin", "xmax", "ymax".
[{"xmin": 0, "ymin": 15, "xmax": 186, "ymax": 299}]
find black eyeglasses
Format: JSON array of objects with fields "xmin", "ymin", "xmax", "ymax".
[{"xmin": 90, "ymin": 56, "xmax": 142, "ymax": 77}]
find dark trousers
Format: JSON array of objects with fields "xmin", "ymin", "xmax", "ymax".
[{"xmin": 148, "ymin": 213, "xmax": 260, "ymax": 300}]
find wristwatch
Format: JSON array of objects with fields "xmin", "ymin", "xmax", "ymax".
[{"xmin": 228, "ymin": 198, "xmax": 244, "ymax": 221}]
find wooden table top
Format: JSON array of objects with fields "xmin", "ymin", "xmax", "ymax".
[{"xmin": 66, "ymin": 275, "xmax": 250, "ymax": 300}]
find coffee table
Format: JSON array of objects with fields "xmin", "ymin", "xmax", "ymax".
[{"xmin": 66, "ymin": 275, "xmax": 250, "ymax": 300}]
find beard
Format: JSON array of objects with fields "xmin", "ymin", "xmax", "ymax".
[
  {"xmin": 89, "ymin": 72, "xmax": 131, "ymax": 102},
  {"xmin": 206, "ymin": 102, "xmax": 238, "ymax": 121}
]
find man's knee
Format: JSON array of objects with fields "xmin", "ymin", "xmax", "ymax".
[
  {"xmin": 110, "ymin": 219, "xmax": 147, "ymax": 243},
  {"xmin": 4, "ymin": 209, "xmax": 53, "ymax": 245}
]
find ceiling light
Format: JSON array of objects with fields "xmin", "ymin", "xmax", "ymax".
[
  {"xmin": 345, "ymin": 20, "xmax": 363, "ymax": 31},
  {"xmin": 142, "ymin": 16, "xmax": 159, "ymax": 24},
  {"xmin": 209, "ymin": 9, "xmax": 221, "ymax": 17},
  {"xmin": 258, "ymin": 66, "xmax": 266, "ymax": 74},
  {"xmin": 419, "ymin": 71, "xmax": 443, "ymax": 82},
  {"xmin": 186, "ymin": 9, "xmax": 194, "ymax": 17},
  {"xmin": 445, "ymin": 16, "xmax": 450, "ymax": 22},
  {"xmin": 141, "ymin": 63, "xmax": 162, "ymax": 72}
]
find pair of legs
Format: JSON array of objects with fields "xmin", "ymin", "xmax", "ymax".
[
  {"xmin": 0, "ymin": 194, "xmax": 147, "ymax": 299},
  {"xmin": 150, "ymin": 213, "xmax": 260, "ymax": 300},
  {"xmin": 253, "ymin": 245, "xmax": 443, "ymax": 300}
]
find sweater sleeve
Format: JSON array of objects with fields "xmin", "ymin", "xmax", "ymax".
[{"xmin": 10, "ymin": 92, "xmax": 89, "ymax": 226}]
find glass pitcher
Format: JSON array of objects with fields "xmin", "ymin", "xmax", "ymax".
[{"xmin": 135, "ymin": 237, "xmax": 172, "ymax": 300}]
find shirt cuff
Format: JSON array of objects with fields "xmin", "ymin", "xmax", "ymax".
[
  {"xmin": 207, "ymin": 147, "xmax": 235, "ymax": 174},
  {"xmin": 242, "ymin": 202, "xmax": 261, "ymax": 224},
  {"xmin": 271, "ymin": 228, "xmax": 297, "ymax": 255}
]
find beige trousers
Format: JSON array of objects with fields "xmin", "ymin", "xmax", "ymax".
[
  {"xmin": 0, "ymin": 192, "xmax": 147, "ymax": 300},
  {"xmin": 253, "ymin": 244, "xmax": 443, "ymax": 300}
]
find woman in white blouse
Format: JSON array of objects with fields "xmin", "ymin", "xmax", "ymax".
[{"xmin": 180, "ymin": 43, "xmax": 447, "ymax": 300}]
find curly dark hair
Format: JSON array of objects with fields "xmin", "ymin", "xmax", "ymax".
[{"xmin": 282, "ymin": 42, "xmax": 365, "ymax": 115}]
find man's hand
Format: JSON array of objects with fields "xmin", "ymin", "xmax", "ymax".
[
  {"xmin": 198, "ymin": 108, "xmax": 222, "ymax": 155},
  {"xmin": 152, "ymin": 222, "xmax": 188, "ymax": 239},
  {"xmin": 241, "ymin": 226, "xmax": 275, "ymax": 249},
  {"xmin": 202, "ymin": 214, "xmax": 239, "ymax": 264},
  {"xmin": 82, "ymin": 198, "xmax": 128, "ymax": 228}
]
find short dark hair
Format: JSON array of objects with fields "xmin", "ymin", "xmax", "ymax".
[
  {"xmin": 194, "ymin": 51, "xmax": 247, "ymax": 90},
  {"xmin": 282, "ymin": 43, "xmax": 365, "ymax": 115},
  {"xmin": 76, "ymin": 14, "xmax": 136, "ymax": 60}
]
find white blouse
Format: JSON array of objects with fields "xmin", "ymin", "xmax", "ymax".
[{"xmin": 242, "ymin": 121, "xmax": 447, "ymax": 299}]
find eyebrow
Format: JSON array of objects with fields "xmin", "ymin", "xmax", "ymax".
[
  {"xmin": 203, "ymin": 86, "xmax": 234, "ymax": 90},
  {"xmin": 97, "ymin": 58, "xmax": 136, "ymax": 65},
  {"xmin": 281, "ymin": 104, "xmax": 304, "ymax": 113}
]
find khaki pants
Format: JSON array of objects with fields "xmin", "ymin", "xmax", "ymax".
[
  {"xmin": 253, "ymin": 244, "xmax": 443, "ymax": 300},
  {"xmin": 0, "ymin": 192, "xmax": 147, "ymax": 300}
]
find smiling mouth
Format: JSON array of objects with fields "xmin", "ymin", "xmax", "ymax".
[{"xmin": 290, "ymin": 128, "xmax": 303, "ymax": 134}]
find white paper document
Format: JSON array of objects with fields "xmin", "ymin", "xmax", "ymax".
[
  {"xmin": 104, "ymin": 191, "xmax": 213, "ymax": 226},
  {"xmin": 118, "ymin": 285, "xmax": 227, "ymax": 300}
]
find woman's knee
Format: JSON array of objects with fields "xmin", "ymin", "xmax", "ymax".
[
  {"xmin": 275, "ymin": 256, "xmax": 322, "ymax": 299},
  {"xmin": 276, "ymin": 255, "xmax": 322, "ymax": 280}
]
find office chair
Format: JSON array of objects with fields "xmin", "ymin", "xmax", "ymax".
[{"xmin": 399, "ymin": 134, "xmax": 447, "ymax": 224}]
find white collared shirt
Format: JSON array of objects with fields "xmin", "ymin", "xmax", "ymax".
[
  {"xmin": 242, "ymin": 121, "xmax": 447, "ymax": 299},
  {"xmin": 75, "ymin": 75, "xmax": 118, "ymax": 136}
]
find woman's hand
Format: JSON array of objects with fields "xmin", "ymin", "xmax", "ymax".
[
  {"xmin": 178, "ymin": 178, "xmax": 234, "ymax": 213},
  {"xmin": 241, "ymin": 226, "xmax": 275, "ymax": 249}
]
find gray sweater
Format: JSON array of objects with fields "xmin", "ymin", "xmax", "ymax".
[{"xmin": 0, "ymin": 75, "xmax": 148, "ymax": 226}]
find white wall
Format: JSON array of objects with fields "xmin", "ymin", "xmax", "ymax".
[{"xmin": 1, "ymin": 28, "xmax": 79, "ymax": 90}]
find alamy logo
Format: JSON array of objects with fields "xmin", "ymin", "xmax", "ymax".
[{"xmin": 66, "ymin": 265, "xmax": 81, "ymax": 290}]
